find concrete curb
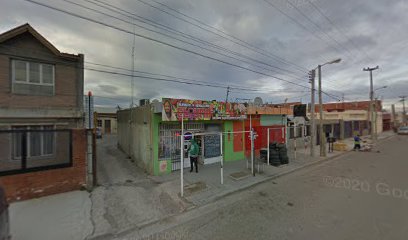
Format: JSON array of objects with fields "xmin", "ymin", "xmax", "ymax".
[{"xmin": 94, "ymin": 133, "xmax": 396, "ymax": 240}]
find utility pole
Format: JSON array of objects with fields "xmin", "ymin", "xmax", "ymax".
[
  {"xmin": 308, "ymin": 69, "xmax": 316, "ymax": 157},
  {"xmin": 225, "ymin": 86, "xmax": 230, "ymax": 103},
  {"xmin": 400, "ymin": 96, "xmax": 407, "ymax": 124},
  {"xmin": 131, "ymin": 24, "xmax": 136, "ymax": 108},
  {"xmin": 391, "ymin": 104, "xmax": 396, "ymax": 129},
  {"xmin": 318, "ymin": 65, "xmax": 326, "ymax": 157},
  {"xmin": 363, "ymin": 66, "xmax": 379, "ymax": 141}
]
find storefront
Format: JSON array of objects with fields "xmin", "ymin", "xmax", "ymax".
[{"xmin": 115, "ymin": 98, "xmax": 250, "ymax": 175}]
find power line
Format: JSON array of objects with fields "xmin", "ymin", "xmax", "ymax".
[
  {"xmin": 66, "ymin": 0, "xmax": 306, "ymax": 78},
  {"xmin": 1, "ymin": 43, "xmax": 343, "ymax": 101},
  {"xmin": 284, "ymin": 0, "xmax": 356, "ymax": 59},
  {"xmin": 21, "ymin": 0, "xmax": 314, "ymax": 90},
  {"xmin": 0, "ymin": 44, "xmax": 306, "ymax": 93},
  {"xmin": 260, "ymin": 0, "xmax": 342, "ymax": 62},
  {"xmin": 304, "ymin": 0, "xmax": 374, "ymax": 63},
  {"xmin": 131, "ymin": 0, "xmax": 308, "ymax": 72}
]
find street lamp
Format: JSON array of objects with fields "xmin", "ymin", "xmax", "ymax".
[
  {"xmin": 374, "ymin": 86, "xmax": 387, "ymax": 92},
  {"xmin": 317, "ymin": 58, "xmax": 342, "ymax": 157}
]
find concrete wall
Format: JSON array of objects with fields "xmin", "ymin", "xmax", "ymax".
[{"xmin": 117, "ymin": 106, "xmax": 154, "ymax": 174}]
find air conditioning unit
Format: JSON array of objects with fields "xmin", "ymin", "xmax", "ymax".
[{"xmin": 139, "ymin": 99, "xmax": 150, "ymax": 106}]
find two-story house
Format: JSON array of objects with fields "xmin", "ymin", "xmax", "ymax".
[
  {"xmin": 0, "ymin": 23, "xmax": 87, "ymax": 202},
  {"xmin": 0, "ymin": 23, "xmax": 84, "ymax": 128}
]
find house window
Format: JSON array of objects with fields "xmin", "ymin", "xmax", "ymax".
[
  {"xmin": 11, "ymin": 59, "xmax": 55, "ymax": 96},
  {"xmin": 12, "ymin": 125, "xmax": 56, "ymax": 160},
  {"xmin": 97, "ymin": 120, "xmax": 102, "ymax": 127}
]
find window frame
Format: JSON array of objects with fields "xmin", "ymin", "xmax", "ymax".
[
  {"xmin": 11, "ymin": 59, "xmax": 55, "ymax": 95},
  {"xmin": 11, "ymin": 125, "xmax": 56, "ymax": 160}
]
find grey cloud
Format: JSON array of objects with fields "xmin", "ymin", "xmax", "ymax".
[{"xmin": 1, "ymin": 0, "xmax": 408, "ymax": 108}]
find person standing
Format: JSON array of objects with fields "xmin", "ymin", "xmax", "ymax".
[
  {"xmin": 188, "ymin": 138, "xmax": 199, "ymax": 173},
  {"xmin": 353, "ymin": 134, "xmax": 361, "ymax": 151}
]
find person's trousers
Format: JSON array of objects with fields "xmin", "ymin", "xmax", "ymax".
[{"xmin": 190, "ymin": 156, "xmax": 198, "ymax": 172}]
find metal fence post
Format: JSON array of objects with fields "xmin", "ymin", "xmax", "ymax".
[
  {"xmin": 267, "ymin": 128, "xmax": 270, "ymax": 166},
  {"xmin": 22, "ymin": 132, "xmax": 27, "ymax": 170},
  {"xmin": 220, "ymin": 133, "xmax": 224, "ymax": 185}
]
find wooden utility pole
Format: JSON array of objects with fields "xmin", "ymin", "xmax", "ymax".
[
  {"xmin": 363, "ymin": 66, "xmax": 379, "ymax": 140},
  {"xmin": 309, "ymin": 70, "xmax": 316, "ymax": 157},
  {"xmin": 400, "ymin": 96, "xmax": 407, "ymax": 124},
  {"xmin": 318, "ymin": 65, "xmax": 326, "ymax": 157},
  {"xmin": 391, "ymin": 104, "xmax": 396, "ymax": 130}
]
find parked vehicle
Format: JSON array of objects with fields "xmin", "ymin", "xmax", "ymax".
[
  {"xmin": 397, "ymin": 126, "xmax": 408, "ymax": 135},
  {"xmin": 0, "ymin": 186, "xmax": 10, "ymax": 240}
]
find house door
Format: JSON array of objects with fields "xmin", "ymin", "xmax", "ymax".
[{"xmin": 104, "ymin": 120, "xmax": 111, "ymax": 134}]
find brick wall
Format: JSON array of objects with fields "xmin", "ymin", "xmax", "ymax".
[{"xmin": 0, "ymin": 129, "xmax": 87, "ymax": 202}]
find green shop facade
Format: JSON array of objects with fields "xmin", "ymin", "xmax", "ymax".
[{"xmin": 117, "ymin": 98, "xmax": 249, "ymax": 176}]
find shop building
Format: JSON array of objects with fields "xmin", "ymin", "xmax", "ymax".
[{"xmin": 117, "ymin": 98, "xmax": 249, "ymax": 175}]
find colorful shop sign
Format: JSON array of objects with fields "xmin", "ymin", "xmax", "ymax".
[{"xmin": 162, "ymin": 98, "xmax": 247, "ymax": 121}]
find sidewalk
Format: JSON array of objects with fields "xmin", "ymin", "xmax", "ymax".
[
  {"xmin": 151, "ymin": 130, "xmax": 395, "ymax": 207},
  {"xmin": 8, "ymin": 131, "xmax": 395, "ymax": 240}
]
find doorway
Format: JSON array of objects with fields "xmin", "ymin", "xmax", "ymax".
[{"xmin": 104, "ymin": 119, "xmax": 111, "ymax": 134}]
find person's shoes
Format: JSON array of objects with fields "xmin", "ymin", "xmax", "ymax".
[
  {"xmin": 190, "ymin": 169, "xmax": 193, "ymax": 172},
  {"xmin": 196, "ymin": 170, "xmax": 198, "ymax": 173}
]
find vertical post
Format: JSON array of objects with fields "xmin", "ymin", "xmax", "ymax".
[
  {"xmin": 310, "ymin": 70, "xmax": 316, "ymax": 157},
  {"xmin": 220, "ymin": 133, "xmax": 224, "ymax": 185},
  {"xmin": 248, "ymin": 115, "xmax": 252, "ymax": 169},
  {"xmin": 363, "ymin": 66, "xmax": 379, "ymax": 140},
  {"xmin": 92, "ymin": 128, "xmax": 97, "ymax": 186},
  {"xmin": 180, "ymin": 114, "xmax": 184, "ymax": 197},
  {"xmin": 369, "ymin": 70, "xmax": 375, "ymax": 140},
  {"xmin": 318, "ymin": 65, "xmax": 326, "ymax": 157},
  {"xmin": 21, "ymin": 132, "xmax": 27, "ymax": 170},
  {"xmin": 303, "ymin": 125, "xmax": 307, "ymax": 154},
  {"xmin": 267, "ymin": 128, "xmax": 270, "ymax": 165},
  {"xmin": 251, "ymin": 129, "xmax": 255, "ymax": 176},
  {"xmin": 86, "ymin": 93, "xmax": 93, "ymax": 190},
  {"xmin": 87, "ymin": 130, "xmax": 93, "ymax": 190},
  {"xmin": 391, "ymin": 104, "xmax": 396, "ymax": 130},
  {"xmin": 400, "ymin": 96, "xmax": 407, "ymax": 124},
  {"xmin": 294, "ymin": 124, "xmax": 297, "ymax": 160},
  {"xmin": 374, "ymin": 99, "xmax": 378, "ymax": 137}
]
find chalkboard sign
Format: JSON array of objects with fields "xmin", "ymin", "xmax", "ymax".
[{"xmin": 204, "ymin": 135, "xmax": 221, "ymax": 158}]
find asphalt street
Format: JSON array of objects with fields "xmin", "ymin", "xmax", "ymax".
[{"xmin": 131, "ymin": 135, "xmax": 408, "ymax": 240}]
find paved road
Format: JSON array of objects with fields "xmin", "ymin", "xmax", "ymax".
[{"xmin": 126, "ymin": 135, "xmax": 408, "ymax": 240}]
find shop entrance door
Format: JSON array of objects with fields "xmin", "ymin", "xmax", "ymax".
[{"xmin": 203, "ymin": 124, "xmax": 222, "ymax": 165}]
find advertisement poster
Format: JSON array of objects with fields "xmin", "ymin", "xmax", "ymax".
[{"xmin": 162, "ymin": 98, "xmax": 247, "ymax": 121}]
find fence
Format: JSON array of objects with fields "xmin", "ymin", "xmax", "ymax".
[{"xmin": 0, "ymin": 129, "xmax": 72, "ymax": 176}]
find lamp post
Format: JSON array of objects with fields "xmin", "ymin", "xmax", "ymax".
[{"xmin": 318, "ymin": 58, "xmax": 341, "ymax": 157}]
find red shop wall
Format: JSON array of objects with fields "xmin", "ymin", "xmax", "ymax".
[{"xmin": 244, "ymin": 117, "xmax": 285, "ymax": 157}]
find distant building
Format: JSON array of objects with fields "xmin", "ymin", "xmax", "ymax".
[
  {"xmin": 95, "ymin": 107, "xmax": 117, "ymax": 134},
  {"xmin": 307, "ymin": 100, "xmax": 384, "ymax": 143}
]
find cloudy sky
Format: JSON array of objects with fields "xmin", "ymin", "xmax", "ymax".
[{"xmin": 1, "ymin": 0, "xmax": 407, "ymax": 111}]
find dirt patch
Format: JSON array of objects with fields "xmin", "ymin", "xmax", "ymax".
[
  {"xmin": 230, "ymin": 171, "xmax": 251, "ymax": 181},
  {"xmin": 184, "ymin": 181, "xmax": 207, "ymax": 196}
]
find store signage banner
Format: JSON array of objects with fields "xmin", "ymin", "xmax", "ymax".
[{"xmin": 162, "ymin": 98, "xmax": 247, "ymax": 121}]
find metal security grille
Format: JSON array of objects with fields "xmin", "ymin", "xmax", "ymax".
[
  {"xmin": 159, "ymin": 123, "xmax": 204, "ymax": 171},
  {"xmin": 0, "ymin": 128, "xmax": 72, "ymax": 176}
]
